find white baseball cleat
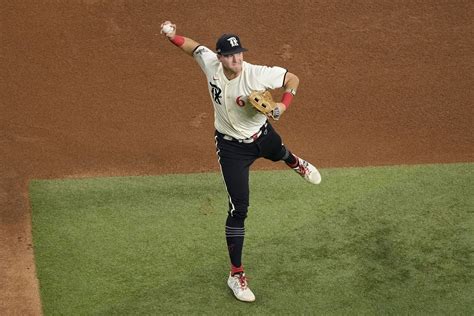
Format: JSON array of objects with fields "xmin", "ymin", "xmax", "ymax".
[
  {"xmin": 293, "ymin": 156, "xmax": 322, "ymax": 184},
  {"xmin": 227, "ymin": 272, "xmax": 256, "ymax": 302}
]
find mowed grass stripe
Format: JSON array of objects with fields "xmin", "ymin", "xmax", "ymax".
[{"xmin": 30, "ymin": 163, "xmax": 474, "ymax": 315}]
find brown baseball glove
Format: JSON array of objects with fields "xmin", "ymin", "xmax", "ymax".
[{"xmin": 248, "ymin": 90, "xmax": 280, "ymax": 120}]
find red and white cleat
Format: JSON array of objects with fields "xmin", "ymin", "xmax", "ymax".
[
  {"xmin": 227, "ymin": 272, "xmax": 256, "ymax": 302},
  {"xmin": 293, "ymin": 156, "xmax": 322, "ymax": 184}
]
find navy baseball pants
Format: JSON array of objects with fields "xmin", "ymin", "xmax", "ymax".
[{"xmin": 214, "ymin": 122, "xmax": 294, "ymax": 270}]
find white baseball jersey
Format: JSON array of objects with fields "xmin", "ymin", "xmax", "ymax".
[{"xmin": 193, "ymin": 45, "xmax": 287, "ymax": 139}]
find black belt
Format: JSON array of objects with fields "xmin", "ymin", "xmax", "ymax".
[{"xmin": 220, "ymin": 123, "xmax": 268, "ymax": 144}]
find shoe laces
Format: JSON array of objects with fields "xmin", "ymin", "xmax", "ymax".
[
  {"xmin": 235, "ymin": 273, "xmax": 248, "ymax": 289},
  {"xmin": 295, "ymin": 159, "xmax": 309, "ymax": 176}
]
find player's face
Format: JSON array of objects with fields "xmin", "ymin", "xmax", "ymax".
[{"xmin": 219, "ymin": 52, "xmax": 243, "ymax": 75}]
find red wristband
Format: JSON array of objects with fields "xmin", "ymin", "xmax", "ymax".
[
  {"xmin": 169, "ymin": 35, "xmax": 185, "ymax": 47},
  {"xmin": 281, "ymin": 92, "xmax": 294, "ymax": 109}
]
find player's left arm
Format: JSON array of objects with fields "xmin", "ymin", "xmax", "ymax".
[
  {"xmin": 274, "ymin": 71, "xmax": 300, "ymax": 117},
  {"xmin": 283, "ymin": 72, "xmax": 300, "ymax": 94}
]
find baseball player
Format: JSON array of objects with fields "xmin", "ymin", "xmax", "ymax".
[{"xmin": 161, "ymin": 21, "xmax": 321, "ymax": 302}]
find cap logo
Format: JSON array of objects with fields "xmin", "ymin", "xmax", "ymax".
[{"xmin": 227, "ymin": 37, "xmax": 239, "ymax": 47}]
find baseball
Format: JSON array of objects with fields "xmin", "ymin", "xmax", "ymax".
[{"xmin": 162, "ymin": 24, "xmax": 174, "ymax": 34}]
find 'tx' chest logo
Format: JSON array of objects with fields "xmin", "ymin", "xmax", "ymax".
[{"xmin": 209, "ymin": 82, "xmax": 222, "ymax": 105}]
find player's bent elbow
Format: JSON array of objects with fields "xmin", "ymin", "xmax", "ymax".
[{"xmin": 285, "ymin": 72, "xmax": 300, "ymax": 87}]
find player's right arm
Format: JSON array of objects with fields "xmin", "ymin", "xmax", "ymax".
[{"xmin": 160, "ymin": 21, "xmax": 199, "ymax": 56}]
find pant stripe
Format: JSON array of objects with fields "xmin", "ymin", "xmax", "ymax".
[{"xmin": 215, "ymin": 135, "xmax": 237, "ymax": 216}]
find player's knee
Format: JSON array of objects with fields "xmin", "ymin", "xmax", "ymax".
[
  {"xmin": 228, "ymin": 207, "xmax": 248, "ymax": 220},
  {"xmin": 269, "ymin": 145, "xmax": 287, "ymax": 162}
]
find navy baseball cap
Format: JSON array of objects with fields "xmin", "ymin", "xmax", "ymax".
[{"xmin": 216, "ymin": 34, "xmax": 248, "ymax": 56}]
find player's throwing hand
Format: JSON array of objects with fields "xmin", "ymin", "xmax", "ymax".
[{"xmin": 160, "ymin": 21, "xmax": 176, "ymax": 38}]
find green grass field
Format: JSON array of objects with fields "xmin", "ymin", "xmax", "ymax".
[{"xmin": 30, "ymin": 163, "xmax": 473, "ymax": 315}]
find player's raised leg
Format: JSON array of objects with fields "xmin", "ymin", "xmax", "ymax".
[
  {"xmin": 286, "ymin": 153, "xmax": 322, "ymax": 184},
  {"xmin": 257, "ymin": 123, "xmax": 321, "ymax": 185}
]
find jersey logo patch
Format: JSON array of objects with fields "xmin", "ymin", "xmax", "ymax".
[
  {"xmin": 194, "ymin": 47, "xmax": 205, "ymax": 55},
  {"xmin": 209, "ymin": 82, "xmax": 222, "ymax": 105}
]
